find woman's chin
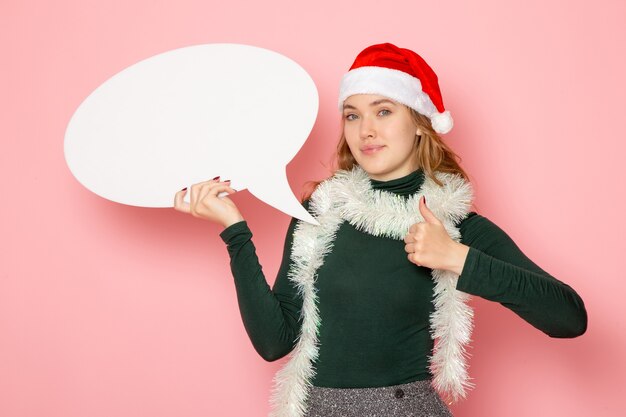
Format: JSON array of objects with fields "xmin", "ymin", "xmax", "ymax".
[{"xmin": 356, "ymin": 161, "xmax": 387, "ymax": 176}]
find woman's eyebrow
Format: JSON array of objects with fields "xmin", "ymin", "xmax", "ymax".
[{"xmin": 343, "ymin": 99, "xmax": 397, "ymax": 110}]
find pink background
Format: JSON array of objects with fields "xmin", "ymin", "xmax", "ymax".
[{"xmin": 1, "ymin": 0, "xmax": 624, "ymax": 416}]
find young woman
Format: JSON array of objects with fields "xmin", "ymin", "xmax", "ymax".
[{"xmin": 173, "ymin": 43, "xmax": 588, "ymax": 417}]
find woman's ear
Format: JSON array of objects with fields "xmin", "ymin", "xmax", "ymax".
[{"xmin": 415, "ymin": 127, "xmax": 423, "ymax": 137}]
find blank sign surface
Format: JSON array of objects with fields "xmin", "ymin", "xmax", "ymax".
[{"xmin": 64, "ymin": 43, "xmax": 319, "ymax": 224}]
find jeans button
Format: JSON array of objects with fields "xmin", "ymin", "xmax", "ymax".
[{"xmin": 394, "ymin": 388, "xmax": 405, "ymax": 398}]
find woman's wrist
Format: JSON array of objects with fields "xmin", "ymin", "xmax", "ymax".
[
  {"xmin": 448, "ymin": 242, "xmax": 470, "ymax": 275},
  {"xmin": 222, "ymin": 215, "xmax": 245, "ymax": 229}
]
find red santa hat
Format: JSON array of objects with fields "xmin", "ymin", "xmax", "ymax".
[{"xmin": 338, "ymin": 42, "xmax": 454, "ymax": 134}]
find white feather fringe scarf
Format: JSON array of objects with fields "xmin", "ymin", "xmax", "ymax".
[{"xmin": 268, "ymin": 165, "xmax": 475, "ymax": 417}]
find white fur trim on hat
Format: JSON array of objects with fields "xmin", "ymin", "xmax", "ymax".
[{"xmin": 338, "ymin": 66, "xmax": 454, "ymax": 134}]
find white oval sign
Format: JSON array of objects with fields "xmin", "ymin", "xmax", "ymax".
[{"xmin": 64, "ymin": 43, "xmax": 319, "ymax": 224}]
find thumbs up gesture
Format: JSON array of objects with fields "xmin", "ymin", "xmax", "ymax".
[{"xmin": 403, "ymin": 196, "xmax": 470, "ymax": 274}]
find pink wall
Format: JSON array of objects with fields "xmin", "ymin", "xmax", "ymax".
[{"xmin": 2, "ymin": 0, "xmax": 624, "ymax": 416}]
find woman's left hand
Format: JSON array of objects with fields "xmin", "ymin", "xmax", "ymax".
[{"xmin": 403, "ymin": 196, "xmax": 470, "ymax": 274}]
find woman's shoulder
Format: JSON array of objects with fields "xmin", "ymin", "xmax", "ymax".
[
  {"xmin": 286, "ymin": 198, "xmax": 314, "ymax": 229},
  {"xmin": 301, "ymin": 197, "xmax": 312, "ymax": 212},
  {"xmin": 454, "ymin": 211, "xmax": 479, "ymax": 233},
  {"xmin": 455, "ymin": 211, "xmax": 521, "ymax": 249},
  {"xmin": 456, "ymin": 211, "xmax": 479, "ymax": 225},
  {"xmin": 455, "ymin": 210, "xmax": 500, "ymax": 233}
]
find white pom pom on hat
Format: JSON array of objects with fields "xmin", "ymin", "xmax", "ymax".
[
  {"xmin": 430, "ymin": 110, "xmax": 453, "ymax": 134},
  {"xmin": 338, "ymin": 43, "xmax": 454, "ymax": 134}
]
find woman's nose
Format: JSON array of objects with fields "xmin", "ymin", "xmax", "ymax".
[{"xmin": 360, "ymin": 117, "xmax": 375, "ymax": 138}]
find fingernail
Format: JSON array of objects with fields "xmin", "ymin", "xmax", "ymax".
[
  {"xmin": 424, "ymin": 196, "xmax": 427, "ymax": 204},
  {"xmin": 181, "ymin": 187, "xmax": 187, "ymax": 191},
  {"xmin": 213, "ymin": 176, "xmax": 220, "ymax": 180},
  {"xmin": 224, "ymin": 179, "xmax": 230, "ymax": 182}
]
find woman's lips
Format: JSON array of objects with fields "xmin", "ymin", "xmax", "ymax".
[{"xmin": 361, "ymin": 145, "xmax": 385, "ymax": 155}]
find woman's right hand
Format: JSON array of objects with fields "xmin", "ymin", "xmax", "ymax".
[{"xmin": 173, "ymin": 176, "xmax": 244, "ymax": 228}]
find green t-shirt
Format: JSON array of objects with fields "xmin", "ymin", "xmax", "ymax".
[{"xmin": 219, "ymin": 168, "xmax": 587, "ymax": 388}]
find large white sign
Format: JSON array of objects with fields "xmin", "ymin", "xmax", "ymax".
[{"xmin": 64, "ymin": 43, "xmax": 319, "ymax": 225}]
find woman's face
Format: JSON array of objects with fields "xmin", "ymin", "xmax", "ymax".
[{"xmin": 342, "ymin": 94, "xmax": 422, "ymax": 181}]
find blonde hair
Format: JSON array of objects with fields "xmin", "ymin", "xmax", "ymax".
[{"xmin": 300, "ymin": 106, "xmax": 478, "ymax": 213}]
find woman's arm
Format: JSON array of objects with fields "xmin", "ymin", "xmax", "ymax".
[
  {"xmin": 219, "ymin": 205, "xmax": 306, "ymax": 361},
  {"xmin": 454, "ymin": 212, "xmax": 588, "ymax": 338}
]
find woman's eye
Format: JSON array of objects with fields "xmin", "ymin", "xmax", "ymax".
[{"xmin": 344, "ymin": 110, "xmax": 389, "ymax": 120}]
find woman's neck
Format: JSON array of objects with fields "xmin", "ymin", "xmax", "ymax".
[{"xmin": 368, "ymin": 167, "xmax": 425, "ymax": 197}]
